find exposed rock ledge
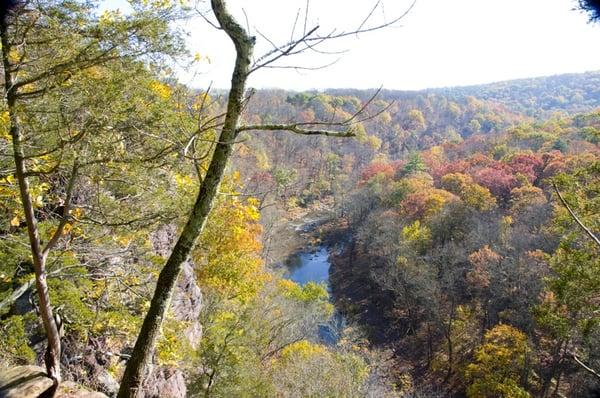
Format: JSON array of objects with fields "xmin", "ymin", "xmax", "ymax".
[{"xmin": 0, "ymin": 366, "xmax": 108, "ymax": 397}]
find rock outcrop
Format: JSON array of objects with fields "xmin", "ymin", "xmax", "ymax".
[
  {"xmin": 138, "ymin": 225, "xmax": 203, "ymax": 398},
  {"xmin": 0, "ymin": 366, "xmax": 108, "ymax": 398},
  {"xmin": 150, "ymin": 225, "xmax": 203, "ymax": 348}
]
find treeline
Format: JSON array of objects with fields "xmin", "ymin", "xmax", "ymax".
[
  {"xmin": 231, "ymin": 72, "xmax": 600, "ymax": 221},
  {"xmin": 202, "ymin": 75, "xmax": 600, "ymax": 397}
]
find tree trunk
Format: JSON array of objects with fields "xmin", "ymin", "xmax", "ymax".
[
  {"xmin": 541, "ymin": 340, "xmax": 566, "ymax": 398},
  {"xmin": 444, "ymin": 300, "xmax": 456, "ymax": 383},
  {"xmin": 426, "ymin": 322, "xmax": 433, "ymax": 369},
  {"xmin": 0, "ymin": 18, "xmax": 62, "ymax": 384},
  {"xmin": 117, "ymin": 1, "xmax": 254, "ymax": 396}
]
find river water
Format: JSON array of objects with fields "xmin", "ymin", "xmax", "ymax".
[
  {"xmin": 285, "ymin": 245, "xmax": 344, "ymax": 344},
  {"xmin": 286, "ymin": 246, "xmax": 331, "ymax": 288}
]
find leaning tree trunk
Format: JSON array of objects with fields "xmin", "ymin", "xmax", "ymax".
[
  {"xmin": 117, "ymin": 1, "xmax": 254, "ymax": 396},
  {"xmin": 0, "ymin": 17, "xmax": 62, "ymax": 384}
]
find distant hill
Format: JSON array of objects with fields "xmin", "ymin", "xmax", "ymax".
[{"xmin": 325, "ymin": 71, "xmax": 600, "ymax": 117}]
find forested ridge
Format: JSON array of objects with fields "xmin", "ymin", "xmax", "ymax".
[
  {"xmin": 0, "ymin": 0, "xmax": 599, "ymax": 397},
  {"xmin": 333, "ymin": 70, "xmax": 600, "ymax": 117}
]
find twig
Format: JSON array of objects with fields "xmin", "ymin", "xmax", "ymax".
[
  {"xmin": 572, "ymin": 352, "xmax": 600, "ymax": 380},
  {"xmin": 553, "ymin": 183, "xmax": 600, "ymax": 247},
  {"xmin": 237, "ymin": 123, "xmax": 354, "ymax": 137}
]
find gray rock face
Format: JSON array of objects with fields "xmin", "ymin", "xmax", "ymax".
[
  {"xmin": 150, "ymin": 224, "xmax": 178, "ymax": 258},
  {"xmin": 141, "ymin": 225, "xmax": 203, "ymax": 398},
  {"xmin": 142, "ymin": 366, "xmax": 187, "ymax": 398},
  {"xmin": 171, "ymin": 260, "xmax": 203, "ymax": 349},
  {"xmin": 95, "ymin": 370, "xmax": 119, "ymax": 397},
  {"xmin": 150, "ymin": 225, "xmax": 203, "ymax": 348}
]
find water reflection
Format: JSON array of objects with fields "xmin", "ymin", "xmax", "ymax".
[{"xmin": 286, "ymin": 246, "xmax": 330, "ymax": 287}]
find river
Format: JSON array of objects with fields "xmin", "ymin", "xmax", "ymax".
[
  {"xmin": 285, "ymin": 245, "xmax": 345, "ymax": 344},
  {"xmin": 286, "ymin": 246, "xmax": 331, "ymax": 288}
]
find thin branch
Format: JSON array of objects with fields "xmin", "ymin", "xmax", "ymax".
[
  {"xmin": 311, "ymin": 0, "xmax": 415, "ymax": 40},
  {"xmin": 572, "ymin": 353, "xmax": 600, "ymax": 380},
  {"xmin": 553, "ymin": 183, "xmax": 600, "ymax": 247},
  {"xmin": 250, "ymin": 25, "xmax": 320, "ymax": 73},
  {"xmin": 254, "ymin": 28, "xmax": 280, "ymax": 54},
  {"xmin": 290, "ymin": 8, "xmax": 301, "ymax": 42},
  {"xmin": 195, "ymin": 4, "xmax": 222, "ymax": 30},
  {"xmin": 237, "ymin": 123, "xmax": 355, "ymax": 137},
  {"xmin": 356, "ymin": 0, "xmax": 382, "ymax": 33},
  {"xmin": 259, "ymin": 57, "xmax": 340, "ymax": 72},
  {"xmin": 303, "ymin": 0, "xmax": 310, "ymax": 35},
  {"xmin": 242, "ymin": 8, "xmax": 251, "ymax": 37},
  {"xmin": 42, "ymin": 162, "xmax": 79, "ymax": 258},
  {"xmin": 78, "ymin": 212, "xmax": 167, "ymax": 228},
  {"xmin": 250, "ymin": 0, "xmax": 415, "ymax": 74}
]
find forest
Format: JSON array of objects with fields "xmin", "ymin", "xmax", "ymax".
[{"xmin": 0, "ymin": 0, "xmax": 599, "ymax": 397}]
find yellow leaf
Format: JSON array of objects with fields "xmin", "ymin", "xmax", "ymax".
[
  {"xmin": 70, "ymin": 207, "xmax": 84, "ymax": 219},
  {"xmin": 10, "ymin": 216, "xmax": 20, "ymax": 226},
  {"xmin": 149, "ymin": 80, "xmax": 172, "ymax": 100},
  {"xmin": 62, "ymin": 223, "xmax": 73, "ymax": 235}
]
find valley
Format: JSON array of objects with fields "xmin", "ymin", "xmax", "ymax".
[{"xmin": 0, "ymin": 1, "xmax": 599, "ymax": 395}]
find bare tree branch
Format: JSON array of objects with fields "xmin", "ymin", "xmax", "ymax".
[
  {"xmin": 42, "ymin": 162, "xmax": 79, "ymax": 258},
  {"xmin": 237, "ymin": 123, "xmax": 355, "ymax": 137},
  {"xmin": 572, "ymin": 352, "xmax": 600, "ymax": 380},
  {"xmin": 250, "ymin": 25, "xmax": 320, "ymax": 73},
  {"xmin": 249, "ymin": 0, "xmax": 415, "ymax": 74},
  {"xmin": 290, "ymin": 7, "xmax": 301, "ymax": 42},
  {"xmin": 258, "ymin": 58, "xmax": 341, "ymax": 72},
  {"xmin": 553, "ymin": 183, "xmax": 600, "ymax": 247},
  {"xmin": 356, "ymin": 0, "xmax": 382, "ymax": 33}
]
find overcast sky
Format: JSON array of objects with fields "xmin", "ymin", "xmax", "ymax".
[{"xmin": 105, "ymin": 0, "xmax": 600, "ymax": 91}]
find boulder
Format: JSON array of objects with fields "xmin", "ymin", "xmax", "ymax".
[
  {"xmin": 0, "ymin": 366, "xmax": 53, "ymax": 398},
  {"xmin": 0, "ymin": 366, "xmax": 108, "ymax": 398},
  {"xmin": 94, "ymin": 370, "xmax": 119, "ymax": 397}
]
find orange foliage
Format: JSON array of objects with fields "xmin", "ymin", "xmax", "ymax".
[
  {"xmin": 467, "ymin": 246, "xmax": 502, "ymax": 290},
  {"xmin": 360, "ymin": 162, "xmax": 395, "ymax": 182},
  {"xmin": 401, "ymin": 188, "xmax": 456, "ymax": 220}
]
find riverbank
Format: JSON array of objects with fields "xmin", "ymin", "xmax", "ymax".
[
  {"xmin": 328, "ymin": 234, "xmax": 401, "ymax": 346},
  {"xmin": 265, "ymin": 200, "xmax": 399, "ymax": 347},
  {"xmin": 262, "ymin": 197, "xmax": 336, "ymax": 267},
  {"xmin": 268, "ymin": 208, "xmax": 411, "ymax": 393}
]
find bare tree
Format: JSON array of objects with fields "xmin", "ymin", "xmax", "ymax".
[{"xmin": 118, "ymin": 0, "xmax": 413, "ymax": 396}]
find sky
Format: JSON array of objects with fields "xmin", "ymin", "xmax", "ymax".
[{"xmin": 104, "ymin": 0, "xmax": 600, "ymax": 91}]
